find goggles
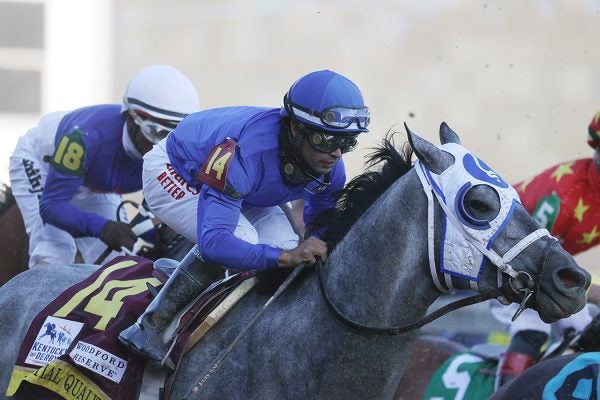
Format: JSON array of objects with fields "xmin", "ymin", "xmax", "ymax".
[
  {"xmin": 304, "ymin": 127, "xmax": 358, "ymax": 154},
  {"xmin": 127, "ymin": 109, "xmax": 179, "ymax": 144},
  {"xmin": 288, "ymin": 99, "xmax": 370, "ymax": 131}
]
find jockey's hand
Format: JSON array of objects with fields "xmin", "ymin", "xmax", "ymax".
[
  {"xmin": 100, "ymin": 220, "xmax": 137, "ymax": 251},
  {"xmin": 278, "ymin": 236, "xmax": 328, "ymax": 268}
]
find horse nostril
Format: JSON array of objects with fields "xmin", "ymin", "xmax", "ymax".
[{"xmin": 556, "ymin": 268, "xmax": 585, "ymax": 288}]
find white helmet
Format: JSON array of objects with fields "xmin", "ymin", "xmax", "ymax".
[{"xmin": 122, "ymin": 65, "xmax": 199, "ymax": 143}]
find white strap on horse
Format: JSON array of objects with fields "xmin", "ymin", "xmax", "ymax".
[
  {"xmin": 417, "ymin": 166, "xmax": 447, "ymax": 292},
  {"xmin": 414, "ymin": 143, "xmax": 551, "ymax": 293}
]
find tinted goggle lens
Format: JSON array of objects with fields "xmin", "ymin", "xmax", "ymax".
[
  {"xmin": 320, "ymin": 107, "xmax": 370, "ymax": 130},
  {"xmin": 130, "ymin": 111, "xmax": 178, "ymax": 144},
  {"xmin": 307, "ymin": 130, "xmax": 358, "ymax": 153}
]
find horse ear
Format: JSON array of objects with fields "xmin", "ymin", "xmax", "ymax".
[
  {"xmin": 439, "ymin": 122, "xmax": 461, "ymax": 145},
  {"xmin": 405, "ymin": 122, "xmax": 454, "ymax": 174}
]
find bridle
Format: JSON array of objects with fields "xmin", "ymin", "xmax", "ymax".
[
  {"xmin": 318, "ymin": 145, "xmax": 555, "ymax": 335},
  {"xmin": 317, "ymin": 239, "xmax": 555, "ymax": 335}
]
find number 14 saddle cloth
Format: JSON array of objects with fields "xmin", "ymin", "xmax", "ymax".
[{"xmin": 6, "ymin": 256, "xmax": 252, "ymax": 400}]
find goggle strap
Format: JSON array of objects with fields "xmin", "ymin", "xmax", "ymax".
[
  {"xmin": 286, "ymin": 98, "xmax": 369, "ymax": 130},
  {"xmin": 124, "ymin": 97, "xmax": 188, "ymax": 119}
]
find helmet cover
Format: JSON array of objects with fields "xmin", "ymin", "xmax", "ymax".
[{"xmin": 281, "ymin": 69, "xmax": 369, "ymax": 134}]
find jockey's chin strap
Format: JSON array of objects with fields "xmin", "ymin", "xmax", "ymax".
[{"xmin": 414, "ymin": 162, "xmax": 551, "ymax": 318}]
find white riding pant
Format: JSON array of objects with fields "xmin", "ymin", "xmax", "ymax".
[
  {"xmin": 489, "ymin": 299, "xmax": 592, "ymax": 340},
  {"xmin": 142, "ymin": 140, "xmax": 299, "ymax": 256},
  {"xmin": 9, "ymin": 111, "xmax": 126, "ymax": 268}
]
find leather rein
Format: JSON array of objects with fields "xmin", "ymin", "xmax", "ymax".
[
  {"xmin": 317, "ymin": 259, "xmax": 508, "ymax": 336},
  {"xmin": 317, "ymin": 237, "xmax": 555, "ymax": 336}
]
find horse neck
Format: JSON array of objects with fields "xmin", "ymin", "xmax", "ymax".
[{"xmin": 323, "ymin": 171, "xmax": 441, "ymax": 329}]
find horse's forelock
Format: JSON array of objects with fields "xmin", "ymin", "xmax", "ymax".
[{"xmin": 310, "ymin": 133, "xmax": 414, "ymax": 248}]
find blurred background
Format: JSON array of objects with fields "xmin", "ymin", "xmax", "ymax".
[{"xmin": 2, "ymin": 0, "xmax": 600, "ymax": 275}]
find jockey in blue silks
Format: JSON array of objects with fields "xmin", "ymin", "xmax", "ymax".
[{"xmin": 119, "ymin": 69, "xmax": 370, "ymax": 370}]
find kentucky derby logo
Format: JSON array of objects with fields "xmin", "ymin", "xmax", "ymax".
[{"xmin": 25, "ymin": 316, "xmax": 84, "ymax": 367}]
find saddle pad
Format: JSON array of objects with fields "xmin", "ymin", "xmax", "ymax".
[
  {"xmin": 7, "ymin": 256, "xmax": 160, "ymax": 400},
  {"xmin": 6, "ymin": 256, "xmax": 255, "ymax": 400}
]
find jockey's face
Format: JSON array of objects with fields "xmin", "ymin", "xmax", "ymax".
[
  {"xmin": 291, "ymin": 121, "xmax": 343, "ymax": 175},
  {"xmin": 126, "ymin": 114, "xmax": 154, "ymax": 155}
]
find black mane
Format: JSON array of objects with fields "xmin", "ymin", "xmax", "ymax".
[{"xmin": 309, "ymin": 133, "xmax": 414, "ymax": 248}]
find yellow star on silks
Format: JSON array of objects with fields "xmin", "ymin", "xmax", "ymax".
[
  {"xmin": 580, "ymin": 226, "xmax": 600, "ymax": 245},
  {"xmin": 518, "ymin": 177, "xmax": 533, "ymax": 193},
  {"xmin": 573, "ymin": 198, "xmax": 590, "ymax": 223},
  {"xmin": 550, "ymin": 162, "xmax": 574, "ymax": 183}
]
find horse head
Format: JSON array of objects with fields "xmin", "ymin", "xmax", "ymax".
[{"xmin": 407, "ymin": 122, "xmax": 590, "ymax": 323}]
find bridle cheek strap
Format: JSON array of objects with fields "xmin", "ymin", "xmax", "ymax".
[{"xmin": 419, "ymin": 168, "xmax": 447, "ymax": 292}]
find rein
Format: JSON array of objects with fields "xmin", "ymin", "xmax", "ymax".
[
  {"xmin": 317, "ymin": 229, "xmax": 557, "ymax": 336},
  {"xmin": 184, "ymin": 265, "xmax": 306, "ymax": 398},
  {"xmin": 317, "ymin": 259, "xmax": 507, "ymax": 335}
]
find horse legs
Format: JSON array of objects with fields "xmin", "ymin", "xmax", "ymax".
[{"xmin": 118, "ymin": 244, "xmax": 223, "ymax": 370}]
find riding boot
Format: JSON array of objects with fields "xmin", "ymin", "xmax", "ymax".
[
  {"xmin": 118, "ymin": 245, "xmax": 224, "ymax": 371},
  {"xmin": 494, "ymin": 329, "xmax": 547, "ymax": 389}
]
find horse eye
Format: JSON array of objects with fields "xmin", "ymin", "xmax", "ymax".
[
  {"xmin": 470, "ymin": 200, "xmax": 490, "ymax": 213},
  {"xmin": 459, "ymin": 185, "xmax": 501, "ymax": 227}
]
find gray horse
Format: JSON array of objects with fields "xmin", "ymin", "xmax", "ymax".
[{"xmin": 0, "ymin": 123, "xmax": 590, "ymax": 400}]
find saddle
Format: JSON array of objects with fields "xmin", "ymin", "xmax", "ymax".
[{"xmin": 155, "ymin": 259, "xmax": 257, "ymax": 365}]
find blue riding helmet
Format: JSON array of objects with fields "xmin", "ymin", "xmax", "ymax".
[{"xmin": 281, "ymin": 70, "xmax": 370, "ymax": 134}]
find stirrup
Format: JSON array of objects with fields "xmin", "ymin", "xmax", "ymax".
[
  {"xmin": 119, "ymin": 323, "xmax": 175, "ymax": 371},
  {"xmin": 153, "ymin": 257, "xmax": 179, "ymax": 277}
]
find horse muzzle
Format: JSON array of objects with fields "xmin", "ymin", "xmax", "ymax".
[{"xmin": 534, "ymin": 262, "xmax": 591, "ymax": 323}]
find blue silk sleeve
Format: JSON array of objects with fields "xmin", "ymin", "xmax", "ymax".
[
  {"xmin": 196, "ymin": 186, "xmax": 281, "ymax": 270},
  {"xmin": 39, "ymin": 168, "xmax": 107, "ymax": 237}
]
